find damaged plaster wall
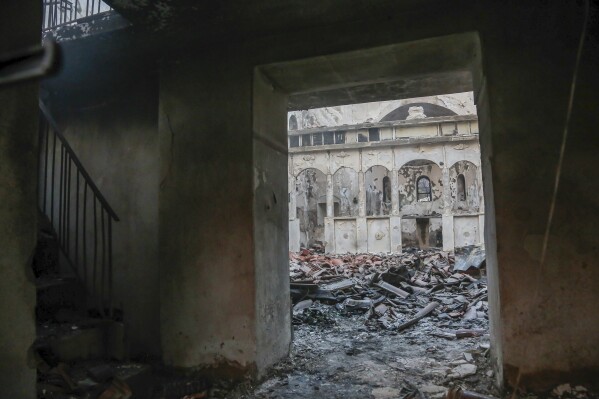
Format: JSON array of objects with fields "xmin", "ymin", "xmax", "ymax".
[
  {"xmin": 288, "ymin": 98, "xmax": 484, "ymax": 253},
  {"xmin": 449, "ymin": 161, "xmax": 480, "ymax": 213},
  {"xmin": 289, "ymin": 92, "xmax": 476, "ymax": 129},
  {"xmin": 398, "ymin": 160, "xmax": 443, "ymax": 216},
  {"xmin": 333, "ymin": 167, "xmax": 359, "ymax": 217},
  {"xmin": 288, "ymin": 92, "xmax": 484, "ymax": 253},
  {"xmin": 401, "ymin": 217, "xmax": 443, "ymax": 248},
  {"xmin": 295, "ymin": 168, "xmax": 326, "ymax": 247},
  {"xmin": 365, "ymin": 166, "xmax": 391, "ymax": 216}
]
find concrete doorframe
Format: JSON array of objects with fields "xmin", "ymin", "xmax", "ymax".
[{"xmin": 253, "ymin": 31, "xmax": 503, "ymax": 386}]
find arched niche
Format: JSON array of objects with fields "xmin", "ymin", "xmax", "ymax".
[
  {"xmin": 332, "ymin": 167, "xmax": 359, "ymax": 217},
  {"xmin": 380, "ymin": 102, "xmax": 457, "ymax": 122},
  {"xmin": 295, "ymin": 168, "xmax": 327, "ymax": 247},
  {"xmin": 449, "ymin": 160, "xmax": 480, "ymax": 212},
  {"xmin": 288, "ymin": 114, "xmax": 298, "ymax": 130},
  {"xmin": 398, "ymin": 159, "xmax": 443, "ymax": 215},
  {"xmin": 364, "ymin": 165, "xmax": 391, "ymax": 216}
]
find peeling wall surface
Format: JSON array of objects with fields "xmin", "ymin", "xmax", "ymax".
[
  {"xmin": 333, "ymin": 167, "xmax": 359, "ymax": 217},
  {"xmin": 288, "ymin": 96, "xmax": 484, "ymax": 253},
  {"xmin": 295, "ymin": 168, "xmax": 326, "ymax": 247},
  {"xmin": 398, "ymin": 160, "xmax": 443, "ymax": 216},
  {"xmin": 288, "ymin": 92, "xmax": 475, "ymax": 130}
]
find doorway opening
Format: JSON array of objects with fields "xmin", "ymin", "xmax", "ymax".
[{"xmin": 254, "ymin": 32, "xmax": 500, "ymax": 398}]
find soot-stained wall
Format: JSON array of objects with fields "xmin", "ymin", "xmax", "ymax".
[
  {"xmin": 43, "ymin": 34, "xmax": 161, "ymax": 357},
  {"xmin": 365, "ymin": 165, "xmax": 391, "ymax": 216},
  {"xmin": 398, "ymin": 160, "xmax": 443, "ymax": 215},
  {"xmin": 333, "ymin": 167, "xmax": 359, "ymax": 217},
  {"xmin": 295, "ymin": 168, "xmax": 327, "ymax": 247},
  {"xmin": 449, "ymin": 161, "xmax": 480, "ymax": 213},
  {"xmin": 0, "ymin": 2, "xmax": 40, "ymax": 397}
]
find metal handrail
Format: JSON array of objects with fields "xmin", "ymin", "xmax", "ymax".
[
  {"xmin": 42, "ymin": 0, "xmax": 112, "ymax": 31},
  {"xmin": 38, "ymin": 100, "xmax": 118, "ymax": 317},
  {"xmin": 39, "ymin": 101, "xmax": 119, "ymax": 220}
]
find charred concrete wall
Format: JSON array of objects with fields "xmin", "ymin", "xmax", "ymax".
[
  {"xmin": 43, "ymin": 34, "xmax": 161, "ymax": 357},
  {"xmin": 22, "ymin": 0, "xmax": 598, "ymax": 391},
  {"xmin": 158, "ymin": 51, "xmax": 292, "ymax": 377},
  {"xmin": 159, "ymin": 54, "xmax": 258, "ymax": 372},
  {"xmin": 0, "ymin": 2, "xmax": 40, "ymax": 397}
]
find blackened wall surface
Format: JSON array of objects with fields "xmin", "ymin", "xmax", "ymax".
[
  {"xmin": 43, "ymin": 32, "xmax": 161, "ymax": 357},
  {"xmin": 0, "ymin": 2, "xmax": 41, "ymax": 397}
]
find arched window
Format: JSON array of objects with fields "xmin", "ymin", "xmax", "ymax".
[
  {"xmin": 457, "ymin": 174, "xmax": 466, "ymax": 201},
  {"xmin": 416, "ymin": 176, "xmax": 432, "ymax": 202},
  {"xmin": 288, "ymin": 115, "xmax": 298, "ymax": 130}
]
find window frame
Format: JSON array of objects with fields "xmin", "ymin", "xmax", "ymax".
[
  {"xmin": 334, "ymin": 131, "xmax": 346, "ymax": 144},
  {"xmin": 301, "ymin": 133, "xmax": 312, "ymax": 146},
  {"xmin": 416, "ymin": 176, "xmax": 433, "ymax": 202},
  {"xmin": 368, "ymin": 128, "xmax": 380, "ymax": 142},
  {"xmin": 289, "ymin": 135, "xmax": 300, "ymax": 147}
]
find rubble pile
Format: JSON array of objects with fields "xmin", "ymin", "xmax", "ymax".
[{"xmin": 290, "ymin": 247, "xmax": 488, "ymax": 335}]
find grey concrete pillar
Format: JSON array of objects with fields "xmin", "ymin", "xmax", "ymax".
[
  {"xmin": 441, "ymin": 167, "xmax": 452, "ymax": 214},
  {"xmin": 440, "ymin": 166, "xmax": 454, "ymax": 251},
  {"xmin": 159, "ymin": 63, "xmax": 290, "ymax": 378},
  {"xmin": 389, "ymin": 216, "xmax": 402, "ymax": 253},
  {"xmin": 442, "ymin": 214, "xmax": 455, "ymax": 251},
  {"xmin": 0, "ymin": 82, "xmax": 38, "ymax": 399},
  {"xmin": 326, "ymin": 173, "xmax": 334, "ymax": 217},
  {"xmin": 356, "ymin": 217, "xmax": 368, "ymax": 253},
  {"xmin": 324, "ymin": 217, "xmax": 335, "ymax": 253},
  {"xmin": 358, "ymin": 171, "xmax": 366, "ymax": 217},
  {"xmin": 0, "ymin": 2, "xmax": 40, "ymax": 397},
  {"xmin": 289, "ymin": 173, "xmax": 297, "ymax": 220},
  {"xmin": 478, "ymin": 214, "xmax": 485, "ymax": 245},
  {"xmin": 391, "ymin": 169, "xmax": 399, "ymax": 215}
]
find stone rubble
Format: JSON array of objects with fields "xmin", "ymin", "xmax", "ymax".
[{"xmin": 290, "ymin": 247, "xmax": 489, "ymax": 335}]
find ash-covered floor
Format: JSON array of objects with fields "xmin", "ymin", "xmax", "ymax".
[
  {"xmin": 229, "ymin": 304, "xmax": 494, "ymax": 399},
  {"xmin": 224, "ymin": 247, "xmax": 496, "ymax": 399},
  {"xmin": 219, "ymin": 248, "xmax": 596, "ymax": 399}
]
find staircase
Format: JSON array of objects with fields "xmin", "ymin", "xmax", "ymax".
[{"xmin": 34, "ymin": 101, "xmax": 123, "ymax": 364}]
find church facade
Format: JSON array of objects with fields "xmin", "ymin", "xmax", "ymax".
[{"xmin": 288, "ymin": 92, "xmax": 484, "ymax": 253}]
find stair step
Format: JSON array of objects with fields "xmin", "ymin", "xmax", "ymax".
[
  {"xmin": 36, "ymin": 319, "xmax": 125, "ymax": 363},
  {"xmin": 36, "ymin": 275, "xmax": 86, "ymax": 323}
]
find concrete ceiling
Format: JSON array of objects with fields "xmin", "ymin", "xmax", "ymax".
[
  {"xmin": 105, "ymin": 0, "xmax": 441, "ymax": 43},
  {"xmin": 257, "ymin": 33, "xmax": 479, "ymax": 110}
]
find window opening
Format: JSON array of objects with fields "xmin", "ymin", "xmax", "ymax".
[
  {"xmin": 457, "ymin": 174, "xmax": 466, "ymax": 201},
  {"xmin": 289, "ymin": 115, "xmax": 298, "ymax": 130},
  {"xmin": 289, "ymin": 135, "xmax": 300, "ymax": 147},
  {"xmin": 334, "ymin": 131, "xmax": 345, "ymax": 144},
  {"xmin": 301, "ymin": 134, "xmax": 311, "ymax": 146},
  {"xmin": 369, "ymin": 128, "xmax": 380, "ymax": 142},
  {"xmin": 312, "ymin": 133, "xmax": 323, "ymax": 146},
  {"xmin": 417, "ymin": 176, "xmax": 432, "ymax": 202},
  {"xmin": 323, "ymin": 131, "xmax": 335, "ymax": 145}
]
